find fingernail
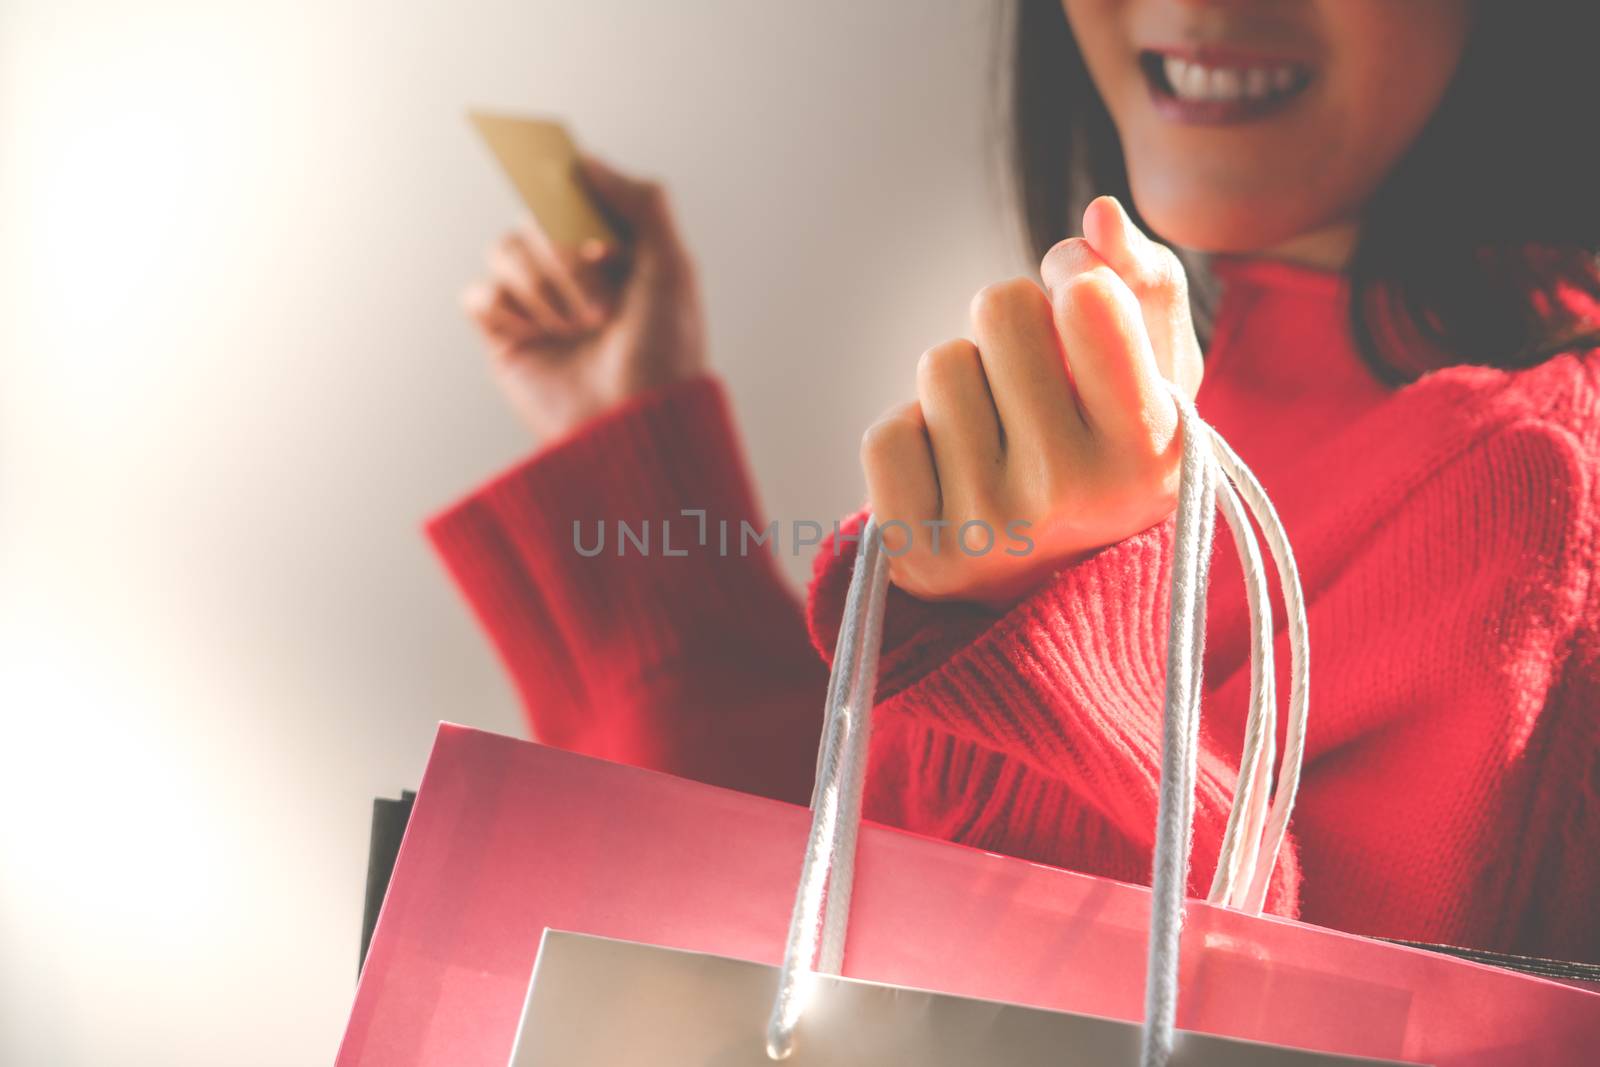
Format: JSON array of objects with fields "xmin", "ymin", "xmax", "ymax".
[{"xmin": 579, "ymin": 238, "xmax": 609, "ymax": 262}]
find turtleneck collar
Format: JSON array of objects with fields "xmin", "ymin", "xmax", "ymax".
[
  {"xmin": 1210, "ymin": 254, "xmax": 1347, "ymax": 301},
  {"xmin": 1196, "ymin": 255, "xmax": 1394, "ymax": 482},
  {"xmin": 1202, "ymin": 254, "xmax": 1382, "ymax": 389}
]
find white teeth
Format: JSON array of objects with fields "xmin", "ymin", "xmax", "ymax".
[
  {"xmin": 1161, "ymin": 55, "xmax": 1302, "ymax": 102},
  {"xmin": 1183, "ymin": 61, "xmax": 1209, "ymax": 100}
]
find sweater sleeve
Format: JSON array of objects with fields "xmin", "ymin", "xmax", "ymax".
[
  {"xmin": 1511, "ymin": 620, "xmax": 1600, "ymax": 963},
  {"xmin": 807, "ymin": 510, "xmax": 1303, "ymax": 915},
  {"xmin": 426, "ymin": 375, "xmax": 828, "ymax": 805},
  {"xmin": 1495, "ymin": 408, "xmax": 1600, "ymax": 962}
]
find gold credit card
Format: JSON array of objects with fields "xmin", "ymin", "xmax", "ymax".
[{"xmin": 468, "ymin": 110, "xmax": 619, "ymax": 247}]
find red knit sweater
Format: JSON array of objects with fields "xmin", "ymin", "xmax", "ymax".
[{"xmin": 427, "ymin": 257, "xmax": 1600, "ymax": 962}]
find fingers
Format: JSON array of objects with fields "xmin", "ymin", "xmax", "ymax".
[
  {"xmin": 521, "ymin": 220, "xmax": 608, "ymax": 328},
  {"xmin": 1041, "ymin": 237, "xmax": 1174, "ymax": 450},
  {"xmin": 861, "ymin": 401, "xmax": 939, "ymax": 552},
  {"xmin": 1080, "ymin": 195, "xmax": 1201, "ymax": 398},
  {"xmin": 856, "ymin": 199, "xmax": 1197, "ymax": 605},
  {"xmin": 967, "ymin": 277, "xmax": 1081, "ymax": 446},
  {"xmin": 473, "ymin": 221, "xmax": 618, "ymax": 350},
  {"xmin": 461, "ymin": 281, "xmax": 538, "ymax": 353},
  {"xmin": 916, "ymin": 340, "xmax": 1002, "ymax": 508},
  {"xmin": 489, "ymin": 231, "xmax": 580, "ymax": 333}
]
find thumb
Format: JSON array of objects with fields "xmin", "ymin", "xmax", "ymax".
[
  {"xmin": 575, "ymin": 153, "xmax": 686, "ymax": 274},
  {"xmin": 1081, "ymin": 195, "xmax": 1201, "ymax": 398}
]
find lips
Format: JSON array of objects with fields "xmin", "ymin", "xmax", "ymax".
[{"xmin": 1139, "ymin": 49, "xmax": 1313, "ymax": 125}]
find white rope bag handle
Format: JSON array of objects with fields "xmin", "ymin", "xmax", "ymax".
[{"xmin": 766, "ymin": 381, "xmax": 1310, "ymax": 1066}]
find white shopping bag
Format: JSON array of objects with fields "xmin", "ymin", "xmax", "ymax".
[{"xmin": 510, "ymin": 930, "xmax": 1415, "ymax": 1066}]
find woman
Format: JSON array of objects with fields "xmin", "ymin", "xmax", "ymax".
[{"xmin": 440, "ymin": 0, "xmax": 1600, "ymax": 961}]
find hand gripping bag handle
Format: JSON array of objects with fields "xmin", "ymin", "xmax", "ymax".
[{"xmin": 767, "ymin": 381, "xmax": 1310, "ymax": 1066}]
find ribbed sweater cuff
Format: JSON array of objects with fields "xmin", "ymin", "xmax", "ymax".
[
  {"xmin": 808, "ymin": 512, "xmax": 1178, "ymax": 727},
  {"xmin": 883, "ymin": 518, "xmax": 1246, "ymax": 841},
  {"xmin": 427, "ymin": 375, "xmax": 804, "ymax": 697}
]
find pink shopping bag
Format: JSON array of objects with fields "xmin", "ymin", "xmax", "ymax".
[{"xmin": 337, "ymin": 724, "xmax": 1600, "ymax": 1066}]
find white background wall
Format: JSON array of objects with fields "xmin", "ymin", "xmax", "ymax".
[{"xmin": 0, "ymin": 1, "xmax": 1021, "ymax": 1062}]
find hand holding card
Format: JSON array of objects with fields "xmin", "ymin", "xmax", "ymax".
[{"xmin": 462, "ymin": 113, "xmax": 707, "ymax": 444}]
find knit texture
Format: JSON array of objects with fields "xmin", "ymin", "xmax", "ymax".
[{"xmin": 427, "ymin": 256, "xmax": 1600, "ymax": 961}]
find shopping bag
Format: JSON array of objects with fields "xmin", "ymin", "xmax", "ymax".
[
  {"xmin": 340, "ymin": 727, "xmax": 1600, "ymax": 1066},
  {"xmin": 340, "ymin": 389, "xmax": 1600, "ymax": 1065}
]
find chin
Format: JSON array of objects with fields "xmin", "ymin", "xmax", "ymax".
[{"xmin": 1127, "ymin": 177, "xmax": 1319, "ymax": 257}]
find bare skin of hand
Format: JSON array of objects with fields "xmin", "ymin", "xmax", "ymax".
[
  {"xmin": 462, "ymin": 155, "xmax": 706, "ymax": 444},
  {"xmin": 861, "ymin": 195, "xmax": 1205, "ymax": 608}
]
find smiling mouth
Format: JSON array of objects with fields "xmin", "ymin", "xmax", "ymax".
[{"xmin": 1138, "ymin": 49, "xmax": 1313, "ymax": 124}]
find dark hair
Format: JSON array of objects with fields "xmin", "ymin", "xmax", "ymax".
[{"xmin": 1007, "ymin": 0, "xmax": 1600, "ymax": 384}]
